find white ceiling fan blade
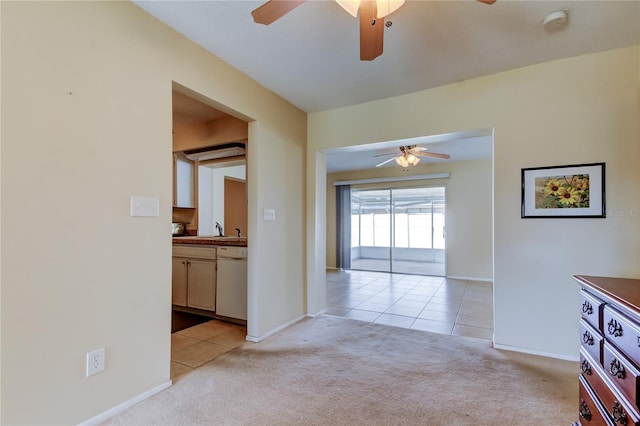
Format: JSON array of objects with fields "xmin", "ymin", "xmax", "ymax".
[
  {"xmin": 415, "ymin": 151, "xmax": 450, "ymax": 160},
  {"xmin": 375, "ymin": 157, "xmax": 396, "ymax": 167}
]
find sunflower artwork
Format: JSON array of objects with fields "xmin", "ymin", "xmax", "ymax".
[{"xmin": 534, "ymin": 174, "xmax": 590, "ymax": 209}]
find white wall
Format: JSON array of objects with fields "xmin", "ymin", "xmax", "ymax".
[
  {"xmin": 1, "ymin": 2, "xmax": 306, "ymax": 424},
  {"xmin": 326, "ymin": 158, "xmax": 493, "ymax": 280},
  {"xmin": 308, "ymin": 46, "xmax": 640, "ymax": 359}
]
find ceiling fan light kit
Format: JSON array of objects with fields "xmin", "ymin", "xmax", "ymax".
[
  {"xmin": 376, "ymin": 145, "xmax": 451, "ymax": 168},
  {"xmin": 251, "ymin": 0, "xmax": 496, "ymax": 61},
  {"xmin": 335, "ymin": 0, "xmax": 405, "ymax": 19}
]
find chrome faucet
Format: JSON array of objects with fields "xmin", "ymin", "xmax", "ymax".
[
  {"xmin": 235, "ymin": 227, "xmax": 242, "ymax": 238},
  {"xmin": 215, "ymin": 222, "xmax": 223, "ymax": 237}
]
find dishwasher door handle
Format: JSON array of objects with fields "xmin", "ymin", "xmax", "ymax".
[{"xmin": 218, "ymin": 256, "xmax": 247, "ymax": 261}]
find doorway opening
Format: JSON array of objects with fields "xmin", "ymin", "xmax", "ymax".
[{"xmin": 341, "ymin": 185, "xmax": 446, "ymax": 276}]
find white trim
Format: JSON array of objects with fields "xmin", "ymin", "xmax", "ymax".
[
  {"xmin": 78, "ymin": 380, "xmax": 172, "ymax": 425},
  {"xmin": 493, "ymin": 342, "xmax": 579, "ymax": 362},
  {"xmin": 333, "ymin": 173, "xmax": 449, "ymax": 186},
  {"xmin": 447, "ymin": 275, "xmax": 493, "ymax": 282},
  {"xmin": 245, "ymin": 314, "xmax": 306, "ymax": 343}
]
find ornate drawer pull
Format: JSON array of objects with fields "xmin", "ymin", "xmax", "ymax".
[
  {"xmin": 612, "ymin": 401, "xmax": 628, "ymax": 425},
  {"xmin": 580, "ymin": 360, "xmax": 592, "ymax": 376},
  {"xmin": 608, "ymin": 319, "xmax": 623, "ymax": 337},
  {"xmin": 610, "ymin": 359, "xmax": 626, "ymax": 379},
  {"xmin": 579, "ymin": 399, "xmax": 592, "ymax": 421},
  {"xmin": 582, "ymin": 301, "xmax": 593, "ymax": 315},
  {"xmin": 582, "ymin": 330, "xmax": 594, "ymax": 346}
]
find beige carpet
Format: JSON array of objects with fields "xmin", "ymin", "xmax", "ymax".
[{"xmin": 104, "ymin": 315, "xmax": 578, "ymax": 425}]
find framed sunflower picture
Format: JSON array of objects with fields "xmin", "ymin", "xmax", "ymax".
[{"xmin": 521, "ymin": 162, "xmax": 605, "ymax": 218}]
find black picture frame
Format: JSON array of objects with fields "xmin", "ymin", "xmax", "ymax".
[{"xmin": 521, "ymin": 162, "xmax": 605, "ymax": 218}]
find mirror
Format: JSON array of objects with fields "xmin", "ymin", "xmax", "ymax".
[{"xmin": 198, "ymin": 159, "xmax": 247, "ymax": 237}]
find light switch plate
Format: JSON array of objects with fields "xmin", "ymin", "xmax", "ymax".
[
  {"xmin": 263, "ymin": 208, "xmax": 276, "ymax": 221},
  {"xmin": 130, "ymin": 196, "xmax": 159, "ymax": 217}
]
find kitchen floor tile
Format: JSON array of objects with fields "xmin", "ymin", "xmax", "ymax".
[
  {"xmin": 175, "ymin": 320, "xmax": 232, "ymax": 340},
  {"xmin": 170, "ymin": 361, "xmax": 193, "ymax": 380},
  {"xmin": 171, "ymin": 333, "xmax": 200, "ymax": 353},
  {"xmin": 206, "ymin": 328, "xmax": 247, "ymax": 347},
  {"xmin": 171, "ymin": 319, "xmax": 247, "ymax": 379},
  {"xmin": 172, "ymin": 341, "xmax": 233, "ymax": 368}
]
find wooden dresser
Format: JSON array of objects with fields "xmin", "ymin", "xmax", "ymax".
[{"xmin": 573, "ymin": 275, "xmax": 640, "ymax": 426}]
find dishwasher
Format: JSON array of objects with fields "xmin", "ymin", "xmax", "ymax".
[{"xmin": 215, "ymin": 246, "xmax": 248, "ymax": 320}]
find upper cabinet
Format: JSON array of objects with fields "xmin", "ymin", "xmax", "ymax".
[{"xmin": 173, "ymin": 153, "xmax": 195, "ymax": 207}]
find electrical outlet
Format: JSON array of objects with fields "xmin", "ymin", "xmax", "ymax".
[{"xmin": 86, "ymin": 348, "xmax": 105, "ymax": 377}]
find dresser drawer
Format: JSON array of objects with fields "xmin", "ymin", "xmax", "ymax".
[
  {"xmin": 582, "ymin": 357, "xmax": 640, "ymax": 425},
  {"xmin": 603, "ymin": 342, "xmax": 640, "ymax": 411},
  {"xmin": 581, "ymin": 290, "xmax": 604, "ymax": 330},
  {"xmin": 579, "ymin": 375, "xmax": 614, "ymax": 426},
  {"xmin": 603, "ymin": 306, "xmax": 640, "ymax": 366},
  {"xmin": 582, "ymin": 348, "xmax": 601, "ymax": 382},
  {"xmin": 582, "ymin": 318, "xmax": 604, "ymax": 366}
]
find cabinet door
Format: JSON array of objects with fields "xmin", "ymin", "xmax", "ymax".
[
  {"xmin": 187, "ymin": 259, "xmax": 216, "ymax": 311},
  {"xmin": 174, "ymin": 154, "xmax": 195, "ymax": 207},
  {"xmin": 171, "ymin": 258, "xmax": 188, "ymax": 307}
]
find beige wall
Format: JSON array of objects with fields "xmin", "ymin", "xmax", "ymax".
[
  {"xmin": 308, "ymin": 46, "xmax": 640, "ymax": 359},
  {"xmin": 1, "ymin": 2, "xmax": 305, "ymax": 424},
  {"xmin": 326, "ymin": 158, "xmax": 493, "ymax": 280}
]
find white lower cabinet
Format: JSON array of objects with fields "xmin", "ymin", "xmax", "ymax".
[{"xmin": 172, "ymin": 246, "xmax": 217, "ymax": 311}]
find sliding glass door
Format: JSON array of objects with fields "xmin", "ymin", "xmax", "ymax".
[{"xmin": 349, "ymin": 186, "xmax": 446, "ymax": 276}]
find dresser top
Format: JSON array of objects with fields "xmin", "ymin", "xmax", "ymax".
[{"xmin": 574, "ymin": 275, "xmax": 640, "ymax": 313}]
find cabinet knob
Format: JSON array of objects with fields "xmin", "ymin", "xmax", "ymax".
[
  {"xmin": 609, "ymin": 359, "xmax": 626, "ymax": 379},
  {"xmin": 608, "ymin": 318, "xmax": 623, "ymax": 337},
  {"xmin": 582, "ymin": 330, "xmax": 594, "ymax": 346},
  {"xmin": 580, "ymin": 360, "xmax": 592, "ymax": 376},
  {"xmin": 612, "ymin": 401, "xmax": 628, "ymax": 425},
  {"xmin": 582, "ymin": 301, "xmax": 593, "ymax": 315},
  {"xmin": 579, "ymin": 399, "xmax": 592, "ymax": 421}
]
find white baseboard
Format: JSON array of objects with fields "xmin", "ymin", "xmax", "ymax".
[
  {"xmin": 306, "ymin": 308, "xmax": 327, "ymax": 318},
  {"xmin": 78, "ymin": 380, "xmax": 172, "ymax": 426},
  {"xmin": 493, "ymin": 342, "xmax": 579, "ymax": 362},
  {"xmin": 447, "ymin": 275, "xmax": 493, "ymax": 282},
  {"xmin": 245, "ymin": 314, "xmax": 306, "ymax": 343}
]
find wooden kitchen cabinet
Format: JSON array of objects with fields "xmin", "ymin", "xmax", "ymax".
[
  {"xmin": 171, "ymin": 257, "xmax": 188, "ymax": 307},
  {"xmin": 172, "ymin": 246, "xmax": 217, "ymax": 312},
  {"xmin": 186, "ymin": 259, "xmax": 216, "ymax": 310}
]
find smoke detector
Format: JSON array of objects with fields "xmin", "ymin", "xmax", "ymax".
[{"xmin": 543, "ymin": 10, "xmax": 569, "ymax": 31}]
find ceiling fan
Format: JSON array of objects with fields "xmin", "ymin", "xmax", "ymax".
[
  {"xmin": 375, "ymin": 145, "xmax": 451, "ymax": 167},
  {"xmin": 251, "ymin": 0, "xmax": 497, "ymax": 61}
]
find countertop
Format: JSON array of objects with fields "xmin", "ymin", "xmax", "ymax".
[{"xmin": 172, "ymin": 236, "xmax": 248, "ymax": 247}]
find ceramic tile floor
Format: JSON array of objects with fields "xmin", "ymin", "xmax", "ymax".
[
  {"xmin": 171, "ymin": 319, "xmax": 247, "ymax": 380},
  {"xmin": 326, "ymin": 269, "xmax": 494, "ymax": 341}
]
